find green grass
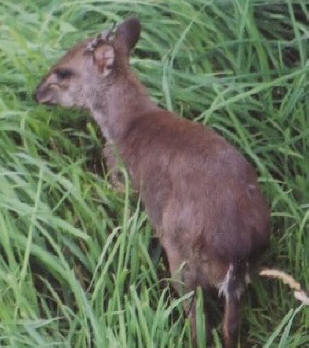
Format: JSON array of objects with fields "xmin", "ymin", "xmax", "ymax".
[{"xmin": 0, "ymin": 0, "xmax": 308, "ymax": 346}]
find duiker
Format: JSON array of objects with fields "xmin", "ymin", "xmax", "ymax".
[{"xmin": 35, "ymin": 18, "xmax": 270, "ymax": 347}]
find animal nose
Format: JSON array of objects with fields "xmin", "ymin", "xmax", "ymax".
[
  {"xmin": 33, "ymin": 86, "xmax": 43, "ymax": 103},
  {"xmin": 33, "ymin": 86, "xmax": 49, "ymax": 104}
]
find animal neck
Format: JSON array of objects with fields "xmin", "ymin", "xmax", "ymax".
[{"xmin": 89, "ymin": 71, "xmax": 158, "ymax": 143}]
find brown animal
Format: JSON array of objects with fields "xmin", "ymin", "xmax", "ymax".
[{"xmin": 34, "ymin": 18, "xmax": 270, "ymax": 347}]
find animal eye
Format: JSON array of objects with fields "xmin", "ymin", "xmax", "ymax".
[{"xmin": 55, "ymin": 68, "xmax": 74, "ymax": 80}]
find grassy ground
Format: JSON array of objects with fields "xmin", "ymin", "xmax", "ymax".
[{"xmin": 0, "ymin": 0, "xmax": 308, "ymax": 346}]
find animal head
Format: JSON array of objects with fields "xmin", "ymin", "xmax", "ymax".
[{"xmin": 34, "ymin": 17, "xmax": 141, "ymax": 109}]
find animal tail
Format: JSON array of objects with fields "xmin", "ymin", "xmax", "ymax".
[{"xmin": 259, "ymin": 268, "xmax": 309, "ymax": 305}]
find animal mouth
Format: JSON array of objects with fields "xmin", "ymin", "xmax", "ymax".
[
  {"xmin": 33, "ymin": 89, "xmax": 56, "ymax": 106},
  {"xmin": 43, "ymin": 99, "xmax": 56, "ymax": 106}
]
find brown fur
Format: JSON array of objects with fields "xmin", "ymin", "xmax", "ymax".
[{"xmin": 34, "ymin": 17, "xmax": 270, "ymax": 347}]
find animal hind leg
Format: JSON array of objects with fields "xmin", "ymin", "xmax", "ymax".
[{"xmin": 219, "ymin": 263, "xmax": 246, "ymax": 348}]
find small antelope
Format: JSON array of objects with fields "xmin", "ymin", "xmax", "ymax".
[{"xmin": 35, "ymin": 18, "xmax": 271, "ymax": 347}]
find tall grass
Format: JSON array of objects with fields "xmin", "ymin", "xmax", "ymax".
[{"xmin": 0, "ymin": 0, "xmax": 308, "ymax": 346}]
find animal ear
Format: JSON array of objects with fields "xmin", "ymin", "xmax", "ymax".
[
  {"xmin": 93, "ymin": 44, "xmax": 115, "ymax": 76},
  {"xmin": 115, "ymin": 17, "xmax": 141, "ymax": 55}
]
